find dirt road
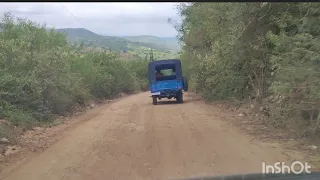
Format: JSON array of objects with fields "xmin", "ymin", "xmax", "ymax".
[{"xmin": 0, "ymin": 92, "xmax": 308, "ymax": 180}]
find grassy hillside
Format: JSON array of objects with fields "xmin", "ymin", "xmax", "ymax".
[
  {"xmin": 54, "ymin": 28, "xmax": 180, "ymax": 56},
  {"xmin": 127, "ymin": 44, "xmax": 178, "ymax": 60},
  {"xmin": 55, "ymin": 28, "xmax": 133, "ymax": 51},
  {"xmin": 123, "ymin": 35, "xmax": 180, "ymax": 52}
]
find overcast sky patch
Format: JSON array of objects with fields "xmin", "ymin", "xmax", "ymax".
[{"xmin": 0, "ymin": 2, "xmax": 181, "ymax": 37}]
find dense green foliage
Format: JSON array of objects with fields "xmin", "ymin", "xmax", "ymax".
[
  {"xmin": 0, "ymin": 13, "xmax": 149, "ymax": 131},
  {"xmin": 176, "ymin": 2, "xmax": 320, "ymax": 136}
]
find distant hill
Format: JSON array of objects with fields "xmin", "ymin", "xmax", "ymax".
[
  {"xmin": 54, "ymin": 28, "xmax": 132, "ymax": 51},
  {"xmin": 53, "ymin": 28, "xmax": 180, "ymax": 52}
]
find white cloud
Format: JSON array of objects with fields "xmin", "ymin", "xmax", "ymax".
[{"xmin": 0, "ymin": 2, "xmax": 181, "ymax": 37}]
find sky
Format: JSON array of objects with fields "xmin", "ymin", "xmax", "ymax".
[{"xmin": 0, "ymin": 3, "xmax": 181, "ymax": 37}]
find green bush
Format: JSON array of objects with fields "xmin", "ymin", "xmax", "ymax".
[
  {"xmin": 175, "ymin": 2, "xmax": 320, "ymax": 136},
  {"xmin": 0, "ymin": 12, "xmax": 148, "ymax": 131}
]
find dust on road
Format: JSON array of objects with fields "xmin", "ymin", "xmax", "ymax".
[{"xmin": 0, "ymin": 92, "xmax": 308, "ymax": 180}]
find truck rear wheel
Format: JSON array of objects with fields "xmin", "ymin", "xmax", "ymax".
[
  {"xmin": 182, "ymin": 76, "xmax": 188, "ymax": 91},
  {"xmin": 176, "ymin": 92, "xmax": 183, "ymax": 103},
  {"xmin": 152, "ymin": 96, "xmax": 157, "ymax": 105}
]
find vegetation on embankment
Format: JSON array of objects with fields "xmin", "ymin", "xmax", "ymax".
[
  {"xmin": 176, "ymin": 3, "xmax": 320, "ymax": 138},
  {"xmin": 0, "ymin": 13, "xmax": 149, "ymax": 143}
]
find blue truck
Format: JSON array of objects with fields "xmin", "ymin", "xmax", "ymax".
[{"xmin": 148, "ymin": 59, "xmax": 188, "ymax": 105}]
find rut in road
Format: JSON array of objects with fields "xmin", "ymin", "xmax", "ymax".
[{"xmin": 0, "ymin": 92, "xmax": 305, "ymax": 180}]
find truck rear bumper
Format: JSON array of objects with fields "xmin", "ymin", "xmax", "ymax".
[
  {"xmin": 151, "ymin": 92, "xmax": 161, "ymax": 96},
  {"xmin": 150, "ymin": 90, "xmax": 182, "ymax": 97}
]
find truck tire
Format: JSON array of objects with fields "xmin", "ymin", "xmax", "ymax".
[
  {"xmin": 152, "ymin": 96, "xmax": 157, "ymax": 105},
  {"xmin": 176, "ymin": 92, "xmax": 183, "ymax": 103},
  {"xmin": 182, "ymin": 76, "xmax": 188, "ymax": 91}
]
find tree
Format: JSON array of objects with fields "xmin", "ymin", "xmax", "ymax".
[{"xmin": 174, "ymin": 2, "xmax": 320, "ymax": 135}]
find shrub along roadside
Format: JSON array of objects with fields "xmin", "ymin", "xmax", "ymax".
[
  {"xmin": 175, "ymin": 3, "xmax": 320, "ymax": 138},
  {"xmin": 0, "ymin": 13, "xmax": 149, "ymax": 142}
]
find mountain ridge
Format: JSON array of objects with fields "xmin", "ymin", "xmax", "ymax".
[{"xmin": 53, "ymin": 28, "xmax": 180, "ymax": 52}]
